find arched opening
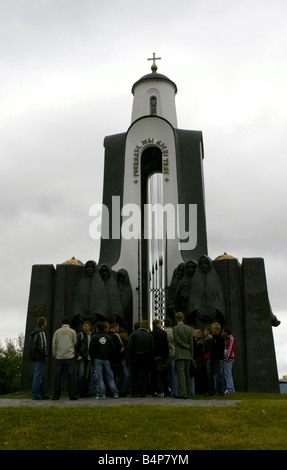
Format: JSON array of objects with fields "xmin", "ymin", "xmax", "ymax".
[{"xmin": 140, "ymin": 146, "xmax": 165, "ymax": 324}]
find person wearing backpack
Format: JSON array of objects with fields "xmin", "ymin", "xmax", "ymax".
[{"xmin": 29, "ymin": 316, "xmax": 49, "ymax": 400}]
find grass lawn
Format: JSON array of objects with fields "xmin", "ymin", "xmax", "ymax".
[{"xmin": 0, "ymin": 393, "xmax": 286, "ymax": 451}]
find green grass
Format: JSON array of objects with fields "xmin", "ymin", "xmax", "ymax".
[{"xmin": 0, "ymin": 393, "xmax": 286, "ymax": 450}]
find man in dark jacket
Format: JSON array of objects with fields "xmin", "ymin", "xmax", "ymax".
[
  {"xmin": 75, "ymin": 320, "xmax": 92, "ymax": 397},
  {"xmin": 29, "ymin": 317, "xmax": 49, "ymax": 400},
  {"xmin": 150, "ymin": 319, "xmax": 170, "ymax": 397},
  {"xmin": 127, "ymin": 320, "xmax": 155, "ymax": 397},
  {"xmin": 109, "ymin": 322, "xmax": 126, "ymax": 396},
  {"xmin": 208, "ymin": 322, "xmax": 225, "ymax": 396},
  {"xmin": 89, "ymin": 322, "xmax": 119, "ymax": 399}
]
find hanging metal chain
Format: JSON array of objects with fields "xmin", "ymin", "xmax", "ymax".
[{"xmin": 149, "ymin": 287, "xmax": 165, "ymax": 324}]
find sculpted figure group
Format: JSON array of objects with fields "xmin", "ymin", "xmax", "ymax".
[
  {"xmin": 167, "ymin": 255, "xmax": 226, "ymax": 331},
  {"xmin": 71, "ymin": 260, "xmax": 133, "ymax": 334},
  {"xmin": 167, "ymin": 254, "xmax": 280, "ymax": 328},
  {"xmin": 71, "ymin": 254, "xmax": 279, "ymax": 335},
  {"xmin": 72, "ymin": 255, "xmax": 226, "ymax": 334}
]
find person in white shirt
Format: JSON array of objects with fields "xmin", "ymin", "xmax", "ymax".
[{"xmin": 52, "ymin": 318, "xmax": 77, "ymax": 400}]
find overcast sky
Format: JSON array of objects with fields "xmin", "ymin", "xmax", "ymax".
[{"xmin": 1, "ymin": 0, "xmax": 287, "ymax": 377}]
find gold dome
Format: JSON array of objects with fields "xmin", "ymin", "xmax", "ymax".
[
  {"xmin": 63, "ymin": 256, "xmax": 84, "ymax": 266},
  {"xmin": 214, "ymin": 252, "xmax": 236, "ymax": 261}
]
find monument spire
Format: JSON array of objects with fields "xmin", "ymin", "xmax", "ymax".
[
  {"xmin": 147, "ymin": 52, "xmax": 161, "ymax": 72},
  {"xmin": 131, "ymin": 54, "xmax": 177, "ymax": 126}
]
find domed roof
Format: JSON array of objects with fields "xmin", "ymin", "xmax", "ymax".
[
  {"xmin": 131, "ymin": 71, "xmax": 178, "ymax": 95},
  {"xmin": 63, "ymin": 256, "xmax": 84, "ymax": 266},
  {"xmin": 214, "ymin": 252, "xmax": 236, "ymax": 261}
]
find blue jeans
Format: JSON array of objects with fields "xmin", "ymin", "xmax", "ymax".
[
  {"xmin": 93, "ymin": 359, "xmax": 118, "ymax": 398},
  {"xmin": 168, "ymin": 357, "xmax": 178, "ymax": 396},
  {"xmin": 76, "ymin": 359, "xmax": 92, "ymax": 396},
  {"xmin": 53, "ymin": 358, "xmax": 77, "ymax": 399},
  {"xmin": 32, "ymin": 360, "xmax": 46, "ymax": 399},
  {"xmin": 121, "ymin": 359, "xmax": 131, "ymax": 395},
  {"xmin": 223, "ymin": 361, "xmax": 235, "ymax": 392},
  {"xmin": 209, "ymin": 360, "xmax": 224, "ymax": 396}
]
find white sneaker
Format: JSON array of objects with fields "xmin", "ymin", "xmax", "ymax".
[
  {"xmin": 96, "ymin": 396, "xmax": 105, "ymax": 399},
  {"xmin": 113, "ymin": 395, "xmax": 119, "ymax": 398},
  {"xmin": 157, "ymin": 393, "xmax": 164, "ymax": 398}
]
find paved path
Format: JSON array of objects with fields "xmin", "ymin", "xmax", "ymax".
[{"xmin": 0, "ymin": 396, "xmax": 241, "ymax": 408}]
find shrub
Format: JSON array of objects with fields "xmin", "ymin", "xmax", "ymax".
[{"xmin": 0, "ymin": 334, "xmax": 24, "ymax": 394}]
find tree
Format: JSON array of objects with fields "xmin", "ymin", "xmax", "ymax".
[{"xmin": 0, "ymin": 334, "xmax": 24, "ymax": 394}]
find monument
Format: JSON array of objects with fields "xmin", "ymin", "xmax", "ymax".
[{"xmin": 21, "ymin": 54, "xmax": 280, "ymax": 393}]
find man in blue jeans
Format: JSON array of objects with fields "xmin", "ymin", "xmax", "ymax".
[
  {"xmin": 89, "ymin": 322, "xmax": 119, "ymax": 399},
  {"xmin": 75, "ymin": 321, "xmax": 93, "ymax": 397},
  {"xmin": 29, "ymin": 316, "xmax": 49, "ymax": 400},
  {"xmin": 208, "ymin": 322, "xmax": 225, "ymax": 396}
]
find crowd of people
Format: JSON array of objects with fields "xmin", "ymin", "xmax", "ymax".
[{"xmin": 29, "ymin": 313, "xmax": 236, "ymax": 401}]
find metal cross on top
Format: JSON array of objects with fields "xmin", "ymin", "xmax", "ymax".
[{"xmin": 148, "ymin": 52, "xmax": 161, "ymax": 71}]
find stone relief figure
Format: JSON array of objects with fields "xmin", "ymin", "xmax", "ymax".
[
  {"xmin": 166, "ymin": 262, "xmax": 185, "ymax": 324},
  {"xmin": 117, "ymin": 268, "xmax": 133, "ymax": 333},
  {"xmin": 269, "ymin": 300, "xmax": 281, "ymax": 327},
  {"xmin": 174, "ymin": 260, "xmax": 198, "ymax": 319},
  {"xmin": 186, "ymin": 255, "xmax": 225, "ymax": 329},
  {"xmin": 99, "ymin": 264, "xmax": 123, "ymax": 324},
  {"xmin": 71, "ymin": 260, "xmax": 109, "ymax": 331}
]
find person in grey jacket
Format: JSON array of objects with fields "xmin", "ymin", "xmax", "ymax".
[
  {"xmin": 52, "ymin": 318, "xmax": 77, "ymax": 400},
  {"xmin": 172, "ymin": 312, "xmax": 194, "ymax": 399}
]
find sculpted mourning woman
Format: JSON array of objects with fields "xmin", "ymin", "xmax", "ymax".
[
  {"xmin": 71, "ymin": 260, "xmax": 109, "ymax": 331},
  {"xmin": 117, "ymin": 268, "xmax": 133, "ymax": 333},
  {"xmin": 99, "ymin": 264, "xmax": 123, "ymax": 324},
  {"xmin": 174, "ymin": 260, "xmax": 198, "ymax": 318},
  {"xmin": 167, "ymin": 262, "xmax": 185, "ymax": 324},
  {"xmin": 186, "ymin": 255, "xmax": 225, "ymax": 329}
]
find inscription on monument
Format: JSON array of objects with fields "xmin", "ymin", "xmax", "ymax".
[{"xmin": 132, "ymin": 138, "xmax": 169, "ymax": 182}]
